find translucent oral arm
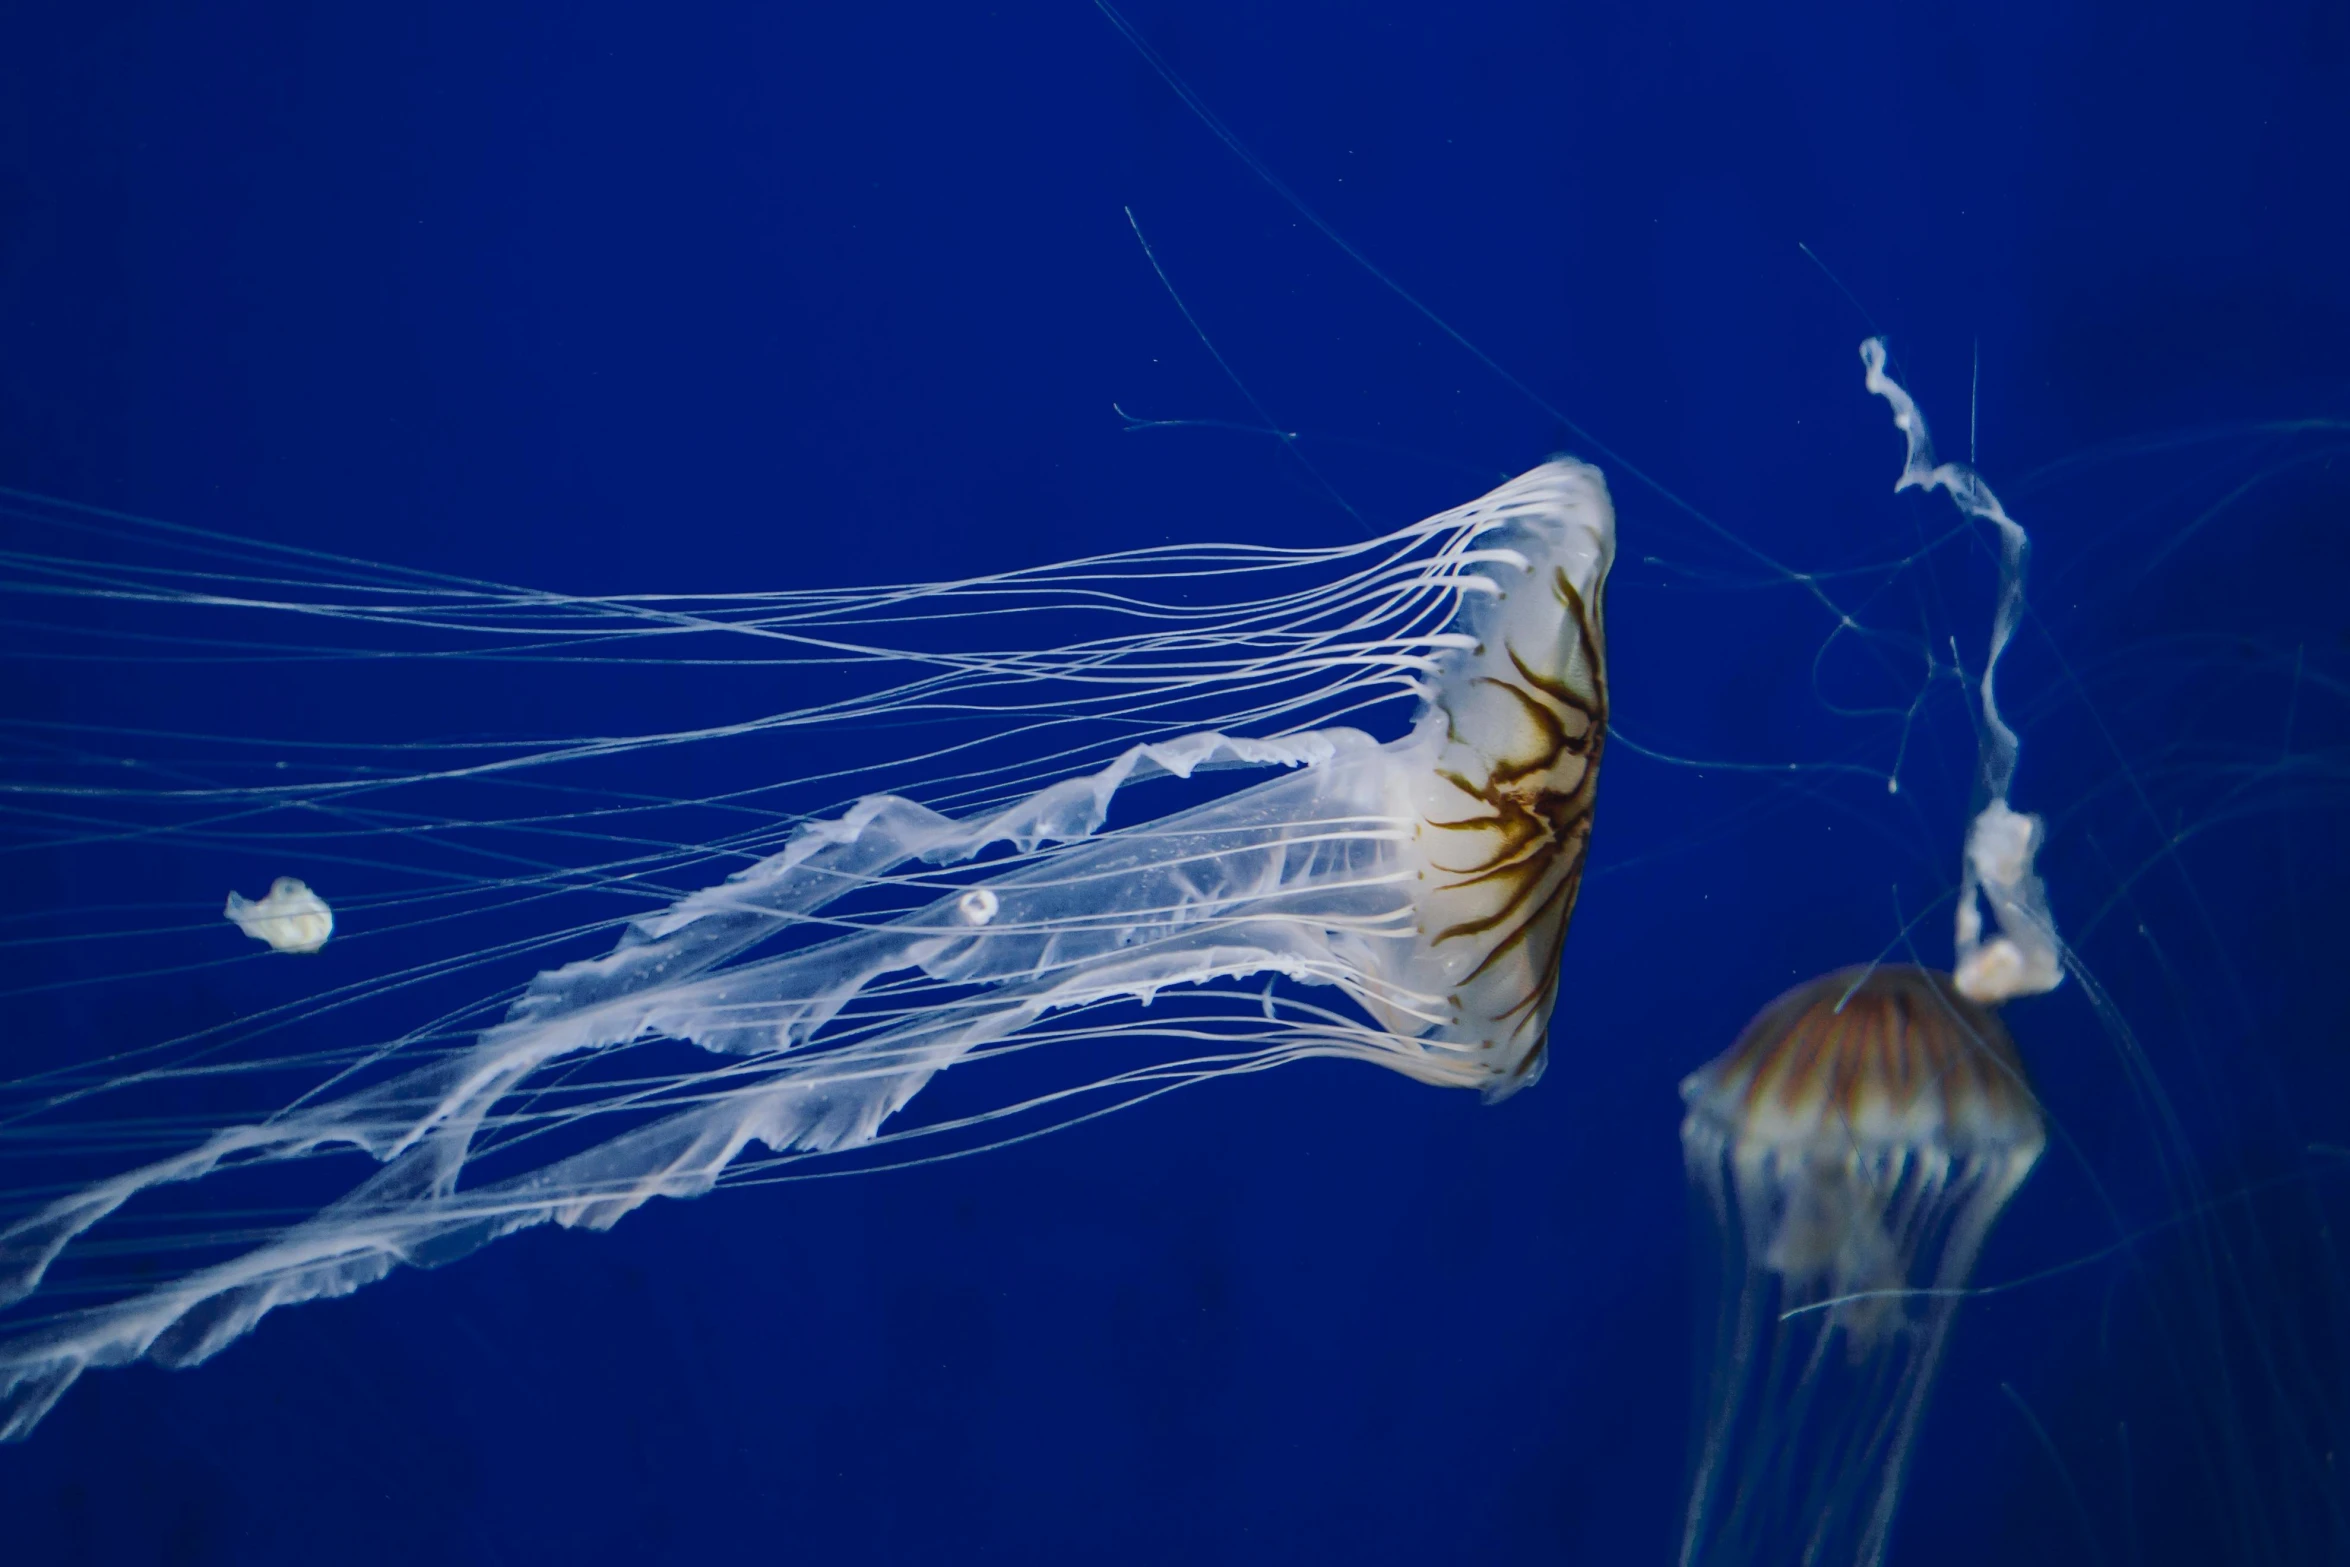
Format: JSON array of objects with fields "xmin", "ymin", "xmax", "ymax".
[
  {"xmin": 0, "ymin": 724, "xmax": 1450, "ymax": 1438},
  {"xmin": 1861, "ymin": 338, "xmax": 2063, "ymax": 1005}
]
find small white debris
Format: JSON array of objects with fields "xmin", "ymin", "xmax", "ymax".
[
  {"xmin": 225, "ymin": 877, "xmax": 334, "ymax": 953},
  {"xmin": 956, "ymin": 888, "xmax": 1000, "ymax": 927},
  {"xmin": 1951, "ymin": 800, "xmax": 2062, "ymax": 1005}
]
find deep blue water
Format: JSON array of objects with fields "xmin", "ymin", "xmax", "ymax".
[{"xmin": 1, "ymin": 3, "xmax": 2346, "ymax": 1563}]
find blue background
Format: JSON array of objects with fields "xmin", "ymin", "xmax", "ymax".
[{"xmin": 1, "ymin": 2, "xmax": 2346, "ymax": 1563}]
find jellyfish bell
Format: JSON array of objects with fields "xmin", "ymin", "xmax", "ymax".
[
  {"xmin": 1679, "ymin": 964, "xmax": 2046, "ymax": 1567},
  {"xmin": 1383, "ymin": 458, "xmax": 1609, "ymax": 1091},
  {"xmin": 0, "ymin": 455, "xmax": 1611, "ymax": 1437},
  {"xmin": 1680, "ymin": 966, "xmax": 2047, "ymax": 1347}
]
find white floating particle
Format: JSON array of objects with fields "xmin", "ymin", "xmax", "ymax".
[{"xmin": 224, "ymin": 877, "xmax": 334, "ymax": 953}]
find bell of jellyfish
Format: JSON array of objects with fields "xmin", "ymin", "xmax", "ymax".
[
  {"xmin": 0, "ymin": 457, "xmax": 1610, "ymax": 1436},
  {"xmin": 1678, "ymin": 965, "xmax": 2045, "ymax": 1567}
]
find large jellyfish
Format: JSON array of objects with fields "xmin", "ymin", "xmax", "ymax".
[
  {"xmin": 1675, "ymin": 339, "xmax": 2065, "ymax": 1567},
  {"xmin": 0, "ymin": 457, "xmax": 1611, "ymax": 1437}
]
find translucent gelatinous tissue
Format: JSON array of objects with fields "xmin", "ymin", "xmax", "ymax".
[
  {"xmin": 222, "ymin": 878, "xmax": 334, "ymax": 954},
  {"xmin": 1860, "ymin": 339, "xmax": 2064, "ymax": 1005}
]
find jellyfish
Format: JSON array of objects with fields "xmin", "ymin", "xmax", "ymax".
[
  {"xmin": 1675, "ymin": 340, "xmax": 2066, "ymax": 1566},
  {"xmin": 0, "ymin": 456, "xmax": 1611, "ymax": 1437},
  {"xmin": 1678, "ymin": 965, "xmax": 2045, "ymax": 1567}
]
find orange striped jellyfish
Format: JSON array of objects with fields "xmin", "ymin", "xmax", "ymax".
[{"xmin": 1678, "ymin": 966, "xmax": 2046, "ymax": 1567}]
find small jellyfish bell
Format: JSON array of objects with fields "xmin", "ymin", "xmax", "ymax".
[
  {"xmin": 0, "ymin": 456, "xmax": 1610, "ymax": 1436},
  {"xmin": 1678, "ymin": 966, "xmax": 2045, "ymax": 1567}
]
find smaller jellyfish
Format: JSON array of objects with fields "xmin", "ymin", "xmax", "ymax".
[
  {"xmin": 222, "ymin": 877, "xmax": 334, "ymax": 954},
  {"xmin": 1677, "ymin": 966, "xmax": 2045, "ymax": 1567},
  {"xmin": 1673, "ymin": 338, "xmax": 2065, "ymax": 1566}
]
